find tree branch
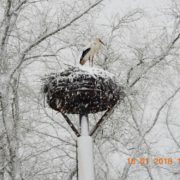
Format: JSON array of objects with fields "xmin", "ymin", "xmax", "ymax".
[
  {"xmin": 9, "ymin": 0, "xmax": 104, "ymax": 78},
  {"xmin": 144, "ymin": 86, "xmax": 180, "ymax": 136},
  {"xmin": 166, "ymin": 101, "xmax": 180, "ymax": 148},
  {"xmin": 0, "ymin": 0, "xmax": 12, "ymax": 49},
  {"xmin": 10, "ymin": 0, "xmax": 27, "ymax": 15},
  {"xmin": 129, "ymin": 32, "xmax": 180, "ymax": 88}
]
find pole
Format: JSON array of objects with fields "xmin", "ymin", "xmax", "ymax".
[{"xmin": 77, "ymin": 114, "xmax": 95, "ymax": 180}]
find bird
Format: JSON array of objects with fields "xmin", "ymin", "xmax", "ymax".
[{"xmin": 80, "ymin": 38, "xmax": 105, "ymax": 66}]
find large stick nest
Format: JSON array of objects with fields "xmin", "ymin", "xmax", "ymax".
[{"xmin": 42, "ymin": 67, "xmax": 125, "ymax": 114}]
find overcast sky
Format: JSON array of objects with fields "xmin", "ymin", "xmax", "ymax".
[{"xmin": 103, "ymin": 0, "xmax": 170, "ymax": 16}]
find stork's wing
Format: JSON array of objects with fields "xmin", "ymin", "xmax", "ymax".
[{"xmin": 80, "ymin": 48, "xmax": 91, "ymax": 60}]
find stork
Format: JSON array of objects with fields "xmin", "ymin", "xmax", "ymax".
[{"xmin": 80, "ymin": 38, "xmax": 105, "ymax": 66}]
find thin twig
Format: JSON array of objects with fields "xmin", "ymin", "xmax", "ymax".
[
  {"xmin": 129, "ymin": 32, "xmax": 180, "ymax": 88},
  {"xmin": 144, "ymin": 86, "xmax": 180, "ymax": 136},
  {"xmin": 9, "ymin": 0, "xmax": 104, "ymax": 79},
  {"xmin": 166, "ymin": 101, "xmax": 180, "ymax": 148}
]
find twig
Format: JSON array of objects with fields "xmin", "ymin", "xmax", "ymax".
[
  {"xmin": 129, "ymin": 32, "xmax": 180, "ymax": 88},
  {"xmin": 166, "ymin": 101, "xmax": 180, "ymax": 148},
  {"xmin": 144, "ymin": 86, "xmax": 180, "ymax": 136},
  {"xmin": 9, "ymin": 0, "xmax": 104, "ymax": 79}
]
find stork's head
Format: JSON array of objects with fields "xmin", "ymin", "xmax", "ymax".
[{"xmin": 96, "ymin": 38, "xmax": 105, "ymax": 45}]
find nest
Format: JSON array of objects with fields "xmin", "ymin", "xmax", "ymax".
[{"xmin": 42, "ymin": 66, "xmax": 125, "ymax": 114}]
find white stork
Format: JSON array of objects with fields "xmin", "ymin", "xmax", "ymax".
[{"xmin": 80, "ymin": 38, "xmax": 105, "ymax": 66}]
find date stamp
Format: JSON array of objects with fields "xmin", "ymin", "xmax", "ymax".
[{"xmin": 128, "ymin": 157, "xmax": 180, "ymax": 165}]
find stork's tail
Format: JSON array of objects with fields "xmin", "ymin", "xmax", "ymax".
[{"xmin": 80, "ymin": 58, "xmax": 86, "ymax": 65}]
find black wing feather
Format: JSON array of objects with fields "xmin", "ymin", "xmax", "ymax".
[{"xmin": 80, "ymin": 48, "xmax": 91, "ymax": 60}]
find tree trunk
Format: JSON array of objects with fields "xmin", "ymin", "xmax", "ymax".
[{"xmin": 0, "ymin": 77, "xmax": 21, "ymax": 180}]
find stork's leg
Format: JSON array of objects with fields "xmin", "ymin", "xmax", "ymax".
[
  {"xmin": 89, "ymin": 56, "xmax": 91, "ymax": 66},
  {"xmin": 89, "ymin": 56, "xmax": 93, "ymax": 67},
  {"xmin": 92, "ymin": 56, "xmax": 94, "ymax": 67}
]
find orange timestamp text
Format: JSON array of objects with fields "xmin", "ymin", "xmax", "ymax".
[{"xmin": 128, "ymin": 157, "xmax": 180, "ymax": 165}]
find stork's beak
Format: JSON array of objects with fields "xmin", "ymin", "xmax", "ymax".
[{"xmin": 99, "ymin": 39, "xmax": 105, "ymax": 45}]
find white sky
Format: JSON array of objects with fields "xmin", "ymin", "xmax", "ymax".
[
  {"xmin": 103, "ymin": 0, "xmax": 170, "ymax": 16},
  {"xmin": 99, "ymin": 0, "xmax": 172, "ymax": 27}
]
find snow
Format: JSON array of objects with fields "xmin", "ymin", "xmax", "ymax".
[
  {"xmin": 77, "ymin": 136, "xmax": 95, "ymax": 180},
  {"xmin": 43, "ymin": 66, "xmax": 115, "ymax": 86},
  {"xmin": 42, "ymin": 66, "xmax": 118, "ymax": 95},
  {"xmin": 78, "ymin": 66, "xmax": 115, "ymax": 79},
  {"xmin": 80, "ymin": 115, "xmax": 89, "ymax": 136},
  {"xmin": 77, "ymin": 115, "xmax": 95, "ymax": 180}
]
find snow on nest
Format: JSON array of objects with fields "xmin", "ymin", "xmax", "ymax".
[
  {"xmin": 78, "ymin": 66, "xmax": 115, "ymax": 79},
  {"xmin": 42, "ymin": 65, "xmax": 123, "ymax": 114},
  {"xmin": 43, "ymin": 66, "xmax": 115, "ymax": 85},
  {"xmin": 58, "ymin": 65, "xmax": 115, "ymax": 82}
]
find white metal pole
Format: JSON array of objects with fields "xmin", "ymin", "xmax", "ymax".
[{"xmin": 77, "ymin": 114, "xmax": 95, "ymax": 180}]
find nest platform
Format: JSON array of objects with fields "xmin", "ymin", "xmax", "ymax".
[{"xmin": 42, "ymin": 67, "xmax": 125, "ymax": 114}]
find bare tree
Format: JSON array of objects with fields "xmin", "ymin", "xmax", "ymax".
[
  {"xmin": 0, "ymin": 0, "xmax": 104, "ymax": 179},
  {"xmin": 1, "ymin": 0, "xmax": 180, "ymax": 180}
]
